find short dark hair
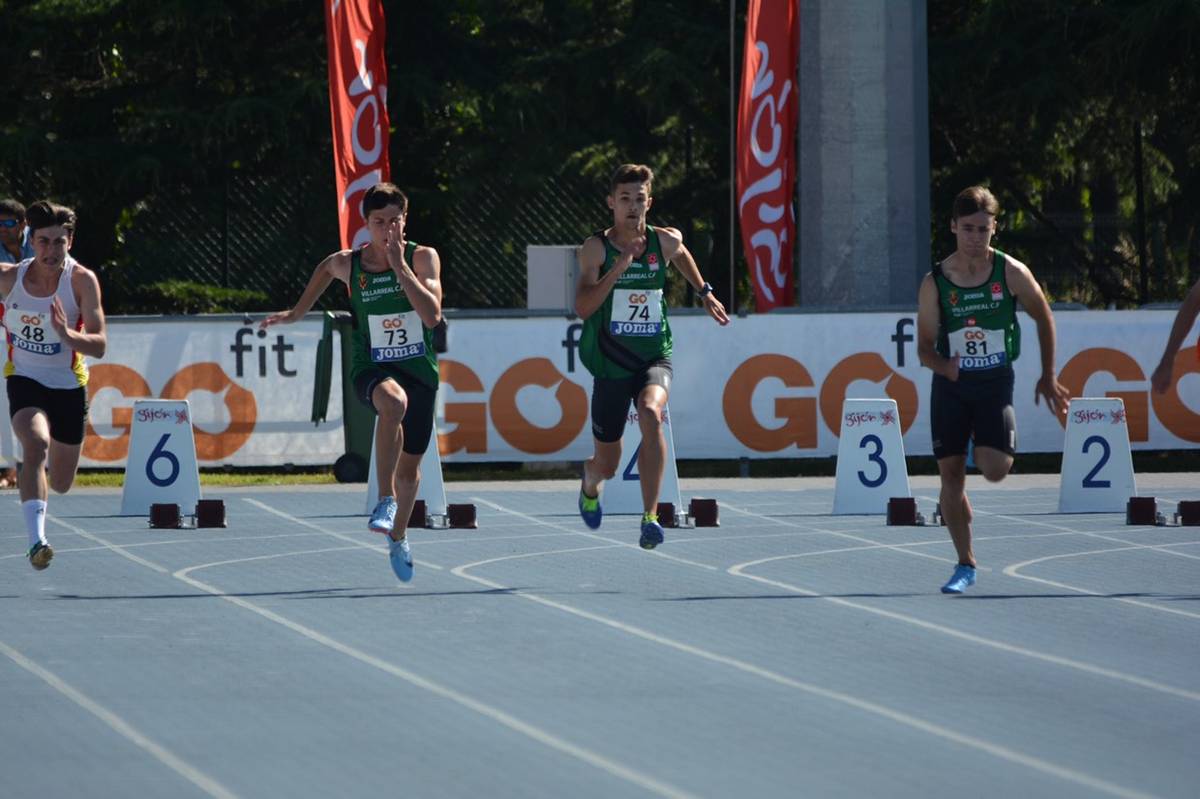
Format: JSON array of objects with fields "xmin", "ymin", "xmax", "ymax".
[
  {"xmin": 25, "ymin": 200, "xmax": 76, "ymax": 235},
  {"xmin": 362, "ymin": 183, "xmax": 408, "ymax": 217},
  {"xmin": 952, "ymin": 186, "xmax": 1000, "ymax": 220},
  {"xmin": 0, "ymin": 198, "xmax": 26, "ymax": 219},
  {"xmin": 609, "ymin": 164, "xmax": 654, "ymax": 195}
]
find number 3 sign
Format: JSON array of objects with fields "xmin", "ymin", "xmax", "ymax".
[{"xmin": 833, "ymin": 398, "xmax": 912, "ymax": 514}]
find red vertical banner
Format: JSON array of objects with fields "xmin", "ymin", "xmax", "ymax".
[
  {"xmin": 325, "ymin": 0, "xmax": 391, "ymax": 250},
  {"xmin": 737, "ymin": 0, "xmax": 798, "ymax": 311}
]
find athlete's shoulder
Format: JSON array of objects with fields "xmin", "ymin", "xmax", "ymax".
[{"xmin": 578, "ymin": 234, "xmax": 607, "ymax": 264}]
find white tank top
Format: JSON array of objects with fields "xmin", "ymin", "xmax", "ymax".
[{"xmin": 3, "ymin": 257, "xmax": 88, "ymax": 389}]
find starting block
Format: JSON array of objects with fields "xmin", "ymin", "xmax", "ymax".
[
  {"xmin": 1058, "ymin": 398, "xmax": 1136, "ymax": 513},
  {"xmin": 448, "ymin": 503, "xmax": 478, "ymax": 529},
  {"xmin": 886, "ymin": 497, "xmax": 926, "ymax": 526},
  {"xmin": 195, "ymin": 499, "xmax": 227, "ymax": 528},
  {"xmin": 409, "ymin": 500, "xmax": 428, "ymax": 528},
  {"xmin": 687, "ymin": 498, "xmax": 720, "ymax": 527},
  {"xmin": 149, "ymin": 503, "xmax": 183, "ymax": 529},
  {"xmin": 1125, "ymin": 496, "xmax": 1164, "ymax": 526},
  {"xmin": 832, "ymin": 399, "xmax": 911, "ymax": 514},
  {"xmin": 1176, "ymin": 501, "xmax": 1200, "ymax": 526},
  {"xmin": 657, "ymin": 502, "xmax": 680, "ymax": 528}
]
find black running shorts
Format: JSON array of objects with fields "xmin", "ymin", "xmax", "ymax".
[
  {"xmin": 6, "ymin": 375, "xmax": 89, "ymax": 446},
  {"xmin": 929, "ymin": 369, "xmax": 1017, "ymax": 460},
  {"xmin": 589, "ymin": 359, "xmax": 673, "ymax": 443},
  {"xmin": 352, "ymin": 366, "xmax": 437, "ymax": 455}
]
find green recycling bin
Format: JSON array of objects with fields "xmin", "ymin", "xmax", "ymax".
[{"xmin": 312, "ymin": 311, "xmax": 374, "ymax": 482}]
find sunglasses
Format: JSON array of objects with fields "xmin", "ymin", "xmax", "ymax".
[{"xmin": 0, "ymin": 219, "xmax": 20, "ymax": 228}]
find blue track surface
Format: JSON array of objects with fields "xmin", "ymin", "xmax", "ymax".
[{"xmin": 2, "ymin": 474, "xmax": 1198, "ymax": 799}]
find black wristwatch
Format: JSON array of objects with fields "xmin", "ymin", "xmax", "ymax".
[{"xmin": 697, "ymin": 282, "xmax": 713, "ymax": 299}]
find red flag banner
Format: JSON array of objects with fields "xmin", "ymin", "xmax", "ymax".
[
  {"xmin": 325, "ymin": 0, "xmax": 391, "ymax": 250},
  {"xmin": 736, "ymin": 0, "xmax": 798, "ymax": 311}
]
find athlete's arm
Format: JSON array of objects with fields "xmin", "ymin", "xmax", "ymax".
[
  {"xmin": 0, "ymin": 262, "xmax": 17, "ymax": 298},
  {"xmin": 1007, "ymin": 258, "xmax": 1070, "ymax": 416},
  {"xmin": 54, "ymin": 266, "xmax": 106, "ymax": 359},
  {"xmin": 574, "ymin": 235, "xmax": 631, "ymax": 320},
  {"xmin": 658, "ymin": 227, "xmax": 730, "ymax": 326},
  {"xmin": 397, "ymin": 243, "xmax": 443, "ymax": 329},
  {"xmin": 1150, "ymin": 278, "xmax": 1200, "ymax": 394},
  {"xmin": 916, "ymin": 273, "xmax": 958, "ymax": 381},
  {"xmin": 381, "ymin": 217, "xmax": 442, "ymax": 328},
  {"xmin": 260, "ymin": 251, "xmax": 350, "ymax": 329}
]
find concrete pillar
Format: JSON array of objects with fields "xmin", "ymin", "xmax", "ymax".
[{"xmin": 797, "ymin": 0, "xmax": 929, "ymax": 308}]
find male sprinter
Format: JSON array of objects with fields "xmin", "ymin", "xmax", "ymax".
[
  {"xmin": 575, "ymin": 163, "xmax": 729, "ymax": 548},
  {"xmin": 263, "ymin": 183, "xmax": 441, "ymax": 582},
  {"xmin": 917, "ymin": 186, "xmax": 1070, "ymax": 593},
  {"xmin": 0, "ymin": 201, "xmax": 108, "ymax": 570}
]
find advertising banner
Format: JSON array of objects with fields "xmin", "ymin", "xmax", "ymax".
[{"xmin": 737, "ymin": 0, "xmax": 799, "ymax": 311}]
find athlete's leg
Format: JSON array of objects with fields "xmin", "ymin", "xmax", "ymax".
[
  {"xmin": 47, "ymin": 439, "xmax": 83, "ymax": 494},
  {"xmin": 371, "ymin": 378, "xmax": 408, "ymax": 501},
  {"xmin": 936, "ymin": 455, "xmax": 975, "ymax": 567},
  {"xmin": 583, "ymin": 439, "xmax": 622, "ymax": 497},
  {"xmin": 12, "ymin": 407, "xmax": 51, "ymax": 564},
  {"xmin": 12, "ymin": 408, "xmax": 49, "ymax": 503},
  {"xmin": 973, "ymin": 447, "xmax": 1013, "ymax": 483},
  {"xmin": 391, "ymin": 450, "xmax": 422, "ymax": 543},
  {"xmin": 635, "ymin": 383, "xmax": 667, "ymax": 514}
]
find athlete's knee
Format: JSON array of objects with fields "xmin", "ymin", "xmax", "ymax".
[
  {"xmin": 48, "ymin": 472, "xmax": 75, "ymax": 494},
  {"xmin": 981, "ymin": 463, "xmax": 1011, "ymax": 483},
  {"xmin": 637, "ymin": 399, "xmax": 664, "ymax": 428},
  {"xmin": 20, "ymin": 436, "xmax": 49, "ymax": 466},
  {"xmin": 590, "ymin": 456, "xmax": 619, "ymax": 481},
  {"xmin": 375, "ymin": 391, "xmax": 408, "ymax": 422}
]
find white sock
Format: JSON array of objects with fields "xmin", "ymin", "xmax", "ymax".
[{"xmin": 23, "ymin": 499, "xmax": 47, "ymax": 549}]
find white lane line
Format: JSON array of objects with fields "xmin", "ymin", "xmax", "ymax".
[
  {"xmin": 471, "ymin": 496, "xmax": 719, "ymax": 571},
  {"xmin": 169, "ymin": 556, "xmax": 696, "ymax": 799},
  {"xmin": 243, "ymin": 498, "xmax": 443, "ymax": 571},
  {"xmin": 1004, "ymin": 544, "xmax": 1200, "ymax": 620},
  {"xmin": 449, "ymin": 551, "xmax": 1159, "ymax": 799},
  {"xmin": 0, "ymin": 532, "xmax": 328, "ymax": 561},
  {"xmin": 720, "ymin": 501, "xmax": 967, "ymax": 568},
  {"xmin": 0, "ymin": 637, "xmax": 239, "ymax": 799},
  {"xmin": 727, "ymin": 555, "xmax": 1200, "ymax": 703}
]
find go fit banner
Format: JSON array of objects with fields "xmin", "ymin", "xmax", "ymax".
[
  {"xmin": 430, "ymin": 311, "xmax": 1199, "ymax": 462},
  {"xmin": 737, "ymin": 0, "xmax": 798, "ymax": 312},
  {"xmin": 326, "ymin": 0, "xmax": 390, "ymax": 250},
  {"xmin": 8, "ymin": 317, "xmax": 347, "ymax": 469}
]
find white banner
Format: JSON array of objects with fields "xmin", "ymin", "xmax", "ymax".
[
  {"xmin": 0, "ymin": 316, "xmax": 345, "ymax": 468},
  {"xmin": 433, "ymin": 310, "xmax": 1198, "ymax": 461},
  {"xmin": 0, "ymin": 311, "xmax": 1192, "ymax": 467}
]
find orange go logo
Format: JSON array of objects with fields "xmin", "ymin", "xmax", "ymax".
[
  {"xmin": 20, "ymin": 314, "xmax": 42, "ymax": 325},
  {"xmin": 628, "ymin": 293, "xmax": 649, "ymax": 304},
  {"xmin": 382, "ymin": 317, "xmax": 405, "ymax": 329},
  {"xmin": 962, "ymin": 328, "xmax": 986, "ymax": 341}
]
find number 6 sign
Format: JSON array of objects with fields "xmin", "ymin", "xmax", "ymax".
[
  {"xmin": 833, "ymin": 398, "xmax": 912, "ymax": 514},
  {"xmin": 119, "ymin": 400, "xmax": 202, "ymax": 516}
]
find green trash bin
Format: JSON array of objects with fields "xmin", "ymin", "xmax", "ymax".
[{"xmin": 312, "ymin": 311, "xmax": 374, "ymax": 482}]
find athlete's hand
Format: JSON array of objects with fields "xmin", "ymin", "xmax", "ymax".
[
  {"xmin": 1150, "ymin": 357, "xmax": 1174, "ymax": 395},
  {"xmin": 702, "ymin": 293, "xmax": 730, "ymax": 326},
  {"xmin": 613, "ymin": 236, "xmax": 646, "ymax": 276},
  {"xmin": 49, "ymin": 296, "xmax": 68, "ymax": 338},
  {"xmin": 260, "ymin": 310, "xmax": 295, "ymax": 329},
  {"xmin": 942, "ymin": 354, "xmax": 960, "ymax": 382},
  {"xmin": 1034, "ymin": 374, "xmax": 1070, "ymax": 416},
  {"xmin": 385, "ymin": 220, "xmax": 408, "ymax": 275}
]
